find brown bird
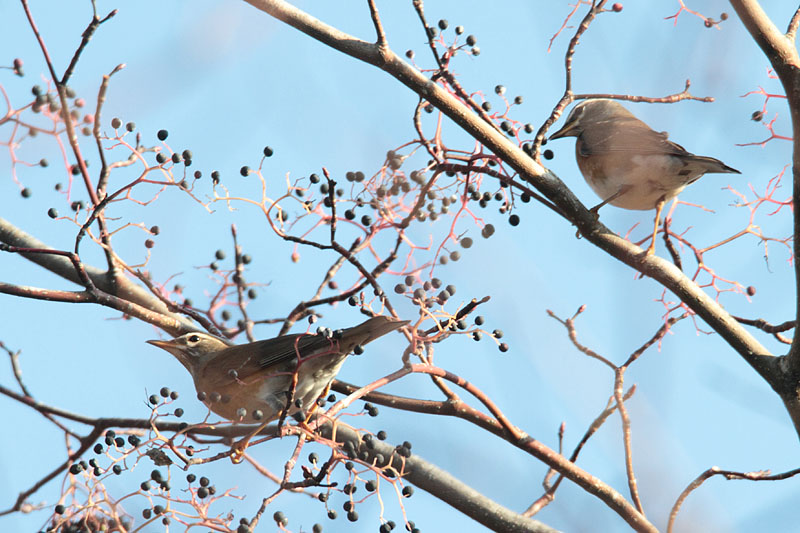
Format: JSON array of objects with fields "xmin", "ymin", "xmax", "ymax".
[
  {"xmin": 549, "ymin": 99, "xmax": 740, "ymax": 254},
  {"xmin": 147, "ymin": 316, "xmax": 408, "ymax": 423}
]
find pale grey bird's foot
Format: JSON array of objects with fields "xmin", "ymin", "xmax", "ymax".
[{"xmin": 574, "ymin": 202, "xmax": 603, "ymax": 239}]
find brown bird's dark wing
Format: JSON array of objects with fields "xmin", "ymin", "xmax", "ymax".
[
  {"xmin": 253, "ymin": 315, "xmax": 408, "ymax": 370},
  {"xmin": 199, "ymin": 317, "xmax": 407, "ymax": 390},
  {"xmin": 252, "ymin": 316, "xmax": 409, "ymax": 369},
  {"xmin": 197, "ymin": 333, "xmax": 334, "ymax": 394},
  {"xmin": 255, "ymin": 334, "xmax": 340, "ymax": 369}
]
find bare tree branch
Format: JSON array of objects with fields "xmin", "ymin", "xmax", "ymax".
[
  {"xmin": 0, "ymin": 216, "xmax": 196, "ymax": 335},
  {"xmin": 729, "ymin": 0, "xmax": 800, "ymax": 430},
  {"xmin": 240, "ymin": 2, "xmax": 776, "ymax": 396}
]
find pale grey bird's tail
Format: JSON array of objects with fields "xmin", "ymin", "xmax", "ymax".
[{"xmin": 690, "ymin": 155, "xmax": 740, "ymax": 174}]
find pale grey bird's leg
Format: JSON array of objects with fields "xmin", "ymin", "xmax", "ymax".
[
  {"xmin": 647, "ymin": 195, "xmax": 667, "ymax": 256},
  {"xmin": 589, "ymin": 184, "xmax": 632, "ymax": 218}
]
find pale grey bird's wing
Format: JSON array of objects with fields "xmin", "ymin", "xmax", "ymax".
[{"xmin": 580, "ymin": 116, "xmax": 740, "ymax": 174}]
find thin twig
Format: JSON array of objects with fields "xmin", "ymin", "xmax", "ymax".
[{"xmin": 667, "ymin": 466, "xmax": 800, "ymax": 533}]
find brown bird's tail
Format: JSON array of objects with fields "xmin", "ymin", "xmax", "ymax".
[
  {"xmin": 690, "ymin": 155, "xmax": 741, "ymax": 174},
  {"xmin": 341, "ymin": 316, "xmax": 409, "ymax": 350}
]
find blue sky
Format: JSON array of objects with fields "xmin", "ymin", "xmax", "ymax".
[{"xmin": 1, "ymin": 1, "xmax": 798, "ymax": 532}]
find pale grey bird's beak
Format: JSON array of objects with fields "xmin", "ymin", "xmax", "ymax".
[{"xmin": 548, "ymin": 120, "xmax": 578, "ymax": 140}]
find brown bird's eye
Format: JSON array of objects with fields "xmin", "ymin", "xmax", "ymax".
[{"xmin": 188, "ymin": 334, "xmax": 200, "ymax": 343}]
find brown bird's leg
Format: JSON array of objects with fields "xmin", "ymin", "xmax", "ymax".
[
  {"xmin": 303, "ymin": 382, "xmax": 333, "ymax": 423},
  {"xmin": 589, "ymin": 185, "xmax": 632, "ymax": 219},
  {"xmin": 232, "ymin": 387, "xmax": 328, "ymax": 463},
  {"xmin": 230, "ymin": 377, "xmax": 328, "ymax": 463},
  {"xmin": 230, "ymin": 419, "xmax": 272, "ymax": 464},
  {"xmin": 647, "ymin": 196, "xmax": 667, "ymax": 256},
  {"xmin": 230, "ymin": 394, "xmax": 293, "ymax": 464}
]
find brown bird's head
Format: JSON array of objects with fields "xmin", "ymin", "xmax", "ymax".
[
  {"xmin": 549, "ymin": 99, "xmax": 637, "ymax": 140},
  {"xmin": 147, "ymin": 332, "xmax": 231, "ymax": 377}
]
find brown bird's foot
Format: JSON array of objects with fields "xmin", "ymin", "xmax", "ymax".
[
  {"xmin": 297, "ymin": 420, "xmax": 317, "ymax": 441},
  {"xmin": 230, "ymin": 436, "xmax": 254, "ymax": 464},
  {"xmin": 229, "ymin": 440, "xmax": 249, "ymax": 463}
]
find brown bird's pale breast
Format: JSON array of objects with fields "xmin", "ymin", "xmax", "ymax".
[
  {"xmin": 187, "ymin": 316, "xmax": 408, "ymax": 422},
  {"xmin": 195, "ymin": 334, "xmax": 349, "ymax": 421}
]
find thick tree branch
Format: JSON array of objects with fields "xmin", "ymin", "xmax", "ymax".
[
  {"xmin": 240, "ymin": 0, "xmax": 779, "ymax": 427},
  {"xmin": 318, "ymin": 423, "xmax": 560, "ymax": 533},
  {"xmin": 730, "ymin": 0, "xmax": 800, "ymax": 434},
  {"xmin": 1, "ymin": 381, "xmax": 559, "ymax": 532}
]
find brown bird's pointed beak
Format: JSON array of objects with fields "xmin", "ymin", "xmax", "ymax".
[
  {"xmin": 146, "ymin": 339, "xmax": 173, "ymax": 349},
  {"xmin": 147, "ymin": 339, "xmax": 182, "ymax": 357},
  {"xmin": 147, "ymin": 338, "xmax": 190, "ymax": 363}
]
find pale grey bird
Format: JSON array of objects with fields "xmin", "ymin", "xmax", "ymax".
[{"xmin": 549, "ymin": 99, "xmax": 740, "ymax": 254}]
